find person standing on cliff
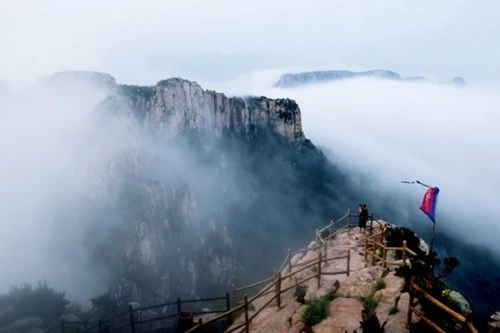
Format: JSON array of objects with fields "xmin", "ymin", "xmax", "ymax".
[{"xmin": 358, "ymin": 203, "xmax": 368, "ymax": 230}]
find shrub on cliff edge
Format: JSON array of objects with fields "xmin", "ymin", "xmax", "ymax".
[{"xmin": 302, "ymin": 298, "xmax": 330, "ymax": 326}]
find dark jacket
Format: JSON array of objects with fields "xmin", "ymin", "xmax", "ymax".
[{"xmin": 359, "ymin": 208, "xmax": 368, "ymax": 227}]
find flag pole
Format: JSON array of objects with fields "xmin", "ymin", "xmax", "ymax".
[
  {"xmin": 401, "ymin": 179, "xmax": 438, "ymax": 254},
  {"xmin": 428, "ymin": 215, "xmax": 436, "ymax": 253}
]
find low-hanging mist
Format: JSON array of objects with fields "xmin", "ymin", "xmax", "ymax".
[
  {"xmin": 210, "ymin": 74, "xmax": 500, "ymax": 254},
  {"xmin": 1, "ymin": 70, "xmax": 498, "ymax": 324},
  {"xmin": 205, "ymin": 73, "xmax": 500, "ymax": 319},
  {"xmin": 0, "ymin": 73, "xmax": 358, "ymax": 314},
  {"xmin": 0, "ymin": 76, "xmax": 133, "ymax": 302}
]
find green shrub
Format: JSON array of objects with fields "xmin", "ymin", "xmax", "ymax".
[
  {"xmin": 389, "ymin": 306, "xmax": 399, "ymax": 315},
  {"xmin": 375, "ymin": 279, "xmax": 386, "ymax": 291},
  {"xmin": 440, "ymin": 291, "xmax": 464, "ymax": 314},
  {"xmin": 0, "ymin": 281, "xmax": 69, "ymax": 328},
  {"xmin": 360, "ymin": 297, "xmax": 378, "ymax": 311},
  {"xmin": 295, "ymin": 286, "xmax": 307, "ymax": 304},
  {"xmin": 302, "ymin": 299, "xmax": 330, "ymax": 326}
]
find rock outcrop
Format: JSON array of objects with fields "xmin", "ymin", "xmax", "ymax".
[
  {"xmin": 489, "ymin": 311, "xmax": 500, "ymax": 332},
  {"xmin": 273, "ymin": 70, "xmax": 466, "ymax": 88},
  {"xmin": 231, "ymin": 226, "xmax": 412, "ymax": 333},
  {"xmin": 112, "ymin": 78, "xmax": 305, "ymax": 142}
]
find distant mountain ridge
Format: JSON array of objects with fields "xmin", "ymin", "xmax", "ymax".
[{"xmin": 273, "ymin": 69, "xmax": 466, "ymax": 88}]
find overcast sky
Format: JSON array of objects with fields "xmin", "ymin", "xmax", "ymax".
[{"xmin": 1, "ymin": 0, "xmax": 500, "ymax": 86}]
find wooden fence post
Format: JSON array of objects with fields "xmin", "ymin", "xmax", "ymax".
[
  {"xmin": 276, "ymin": 271, "xmax": 282, "ymax": 308},
  {"xmin": 370, "ymin": 215, "xmax": 374, "ymax": 235},
  {"xmin": 98, "ymin": 320, "xmax": 103, "ymax": 333},
  {"xmin": 383, "ymin": 240, "xmax": 388, "ymax": 268},
  {"xmin": 244, "ymin": 296, "xmax": 249, "ymax": 333},
  {"xmin": 406, "ymin": 277, "xmax": 414, "ymax": 329},
  {"xmin": 464, "ymin": 311, "xmax": 473, "ymax": 332},
  {"xmin": 231, "ymin": 284, "xmax": 236, "ymax": 307},
  {"xmin": 60, "ymin": 319, "xmax": 65, "ymax": 333},
  {"xmin": 347, "ymin": 250, "xmax": 351, "ymax": 276},
  {"xmin": 364, "ymin": 237, "xmax": 368, "ymax": 260},
  {"xmin": 347, "ymin": 208, "xmax": 351, "ymax": 226},
  {"xmin": 196, "ymin": 317, "xmax": 203, "ymax": 333},
  {"xmin": 226, "ymin": 293, "xmax": 232, "ymax": 324},
  {"xmin": 128, "ymin": 305, "xmax": 136, "ymax": 333},
  {"xmin": 288, "ymin": 249, "xmax": 292, "ymax": 277},
  {"xmin": 317, "ymin": 251, "xmax": 322, "ymax": 288},
  {"xmin": 323, "ymin": 242, "xmax": 328, "ymax": 267},
  {"xmin": 402, "ymin": 240, "xmax": 407, "ymax": 265},
  {"xmin": 177, "ymin": 297, "xmax": 182, "ymax": 315},
  {"xmin": 372, "ymin": 239, "xmax": 376, "ymax": 266}
]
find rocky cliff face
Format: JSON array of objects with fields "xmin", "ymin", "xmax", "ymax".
[
  {"xmin": 114, "ymin": 77, "xmax": 304, "ymax": 142},
  {"xmin": 38, "ymin": 72, "xmax": 353, "ymax": 307},
  {"xmin": 273, "ymin": 70, "xmax": 466, "ymax": 88}
]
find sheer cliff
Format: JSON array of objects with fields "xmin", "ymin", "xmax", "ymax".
[{"xmin": 38, "ymin": 72, "xmax": 355, "ymax": 306}]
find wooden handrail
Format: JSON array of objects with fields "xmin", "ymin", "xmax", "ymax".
[
  {"xmin": 281, "ymin": 259, "xmax": 319, "ymax": 280},
  {"xmin": 322, "ymin": 254, "xmax": 349, "ymax": 263},
  {"xmin": 248, "ymin": 292, "xmax": 277, "ymax": 322},
  {"xmin": 189, "ymin": 247, "xmax": 350, "ymax": 332},
  {"xmin": 279, "ymin": 273, "xmax": 318, "ymax": 295},
  {"xmin": 248, "ymin": 280, "xmax": 277, "ymax": 303},
  {"xmin": 234, "ymin": 275, "xmax": 275, "ymax": 292},
  {"xmin": 318, "ymin": 213, "xmax": 349, "ymax": 233},
  {"xmin": 411, "ymin": 307, "xmax": 446, "ymax": 333},
  {"xmin": 187, "ymin": 209, "xmax": 355, "ymax": 333},
  {"xmin": 408, "ymin": 279, "xmax": 479, "ymax": 333},
  {"xmin": 290, "ymin": 257, "xmax": 318, "ymax": 268},
  {"xmin": 278, "ymin": 252, "xmax": 290, "ymax": 272},
  {"xmin": 412, "ymin": 282, "xmax": 466, "ymax": 322},
  {"xmin": 291, "ymin": 242, "xmax": 324, "ymax": 256}
]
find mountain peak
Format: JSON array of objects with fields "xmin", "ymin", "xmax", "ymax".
[
  {"xmin": 45, "ymin": 71, "xmax": 117, "ymax": 87},
  {"xmin": 274, "ymin": 70, "xmax": 466, "ymax": 88},
  {"xmin": 108, "ymin": 77, "xmax": 305, "ymax": 142},
  {"xmin": 156, "ymin": 77, "xmax": 202, "ymax": 89}
]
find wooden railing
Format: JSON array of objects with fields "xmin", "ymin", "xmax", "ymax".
[
  {"xmin": 45, "ymin": 295, "xmax": 230, "ymax": 333},
  {"xmin": 186, "ymin": 210, "xmax": 357, "ymax": 333},
  {"xmin": 364, "ymin": 223, "xmax": 417, "ymax": 268},
  {"xmin": 53, "ymin": 210, "xmax": 471, "ymax": 333},
  {"xmin": 362, "ymin": 221, "xmax": 479, "ymax": 333},
  {"xmin": 407, "ymin": 278, "xmax": 478, "ymax": 333},
  {"xmin": 187, "ymin": 250, "xmax": 351, "ymax": 333}
]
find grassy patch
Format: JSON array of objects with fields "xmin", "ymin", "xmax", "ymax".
[
  {"xmin": 375, "ymin": 279, "xmax": 386, "ymax": 291},
  {"xmin": 360, "ymin": 296, "xmax": 378, "ymax": 311},
  {"xmin": 389, "ymin": 306, "xmax": 399, "ymax": 315},
  {"xmin": 302, "ymin": 298, "xmax": 330, "ymax": 326}
]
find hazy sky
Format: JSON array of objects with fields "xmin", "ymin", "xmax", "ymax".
[
  {"xmin": 1, "ymin": 0, "xmax": 500, "ymax": 85},
  {"xmin": 207, "ymin": 75, "xmax": 500, "ymax": 257}
]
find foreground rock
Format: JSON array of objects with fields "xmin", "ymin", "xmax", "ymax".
[
  {"xmin": 229, "ymin": 226, "xmax": 412, "ymax": 332},
  {"xmin": 489, "ymin": 311, "xmax": 500, "ymax": 332}
]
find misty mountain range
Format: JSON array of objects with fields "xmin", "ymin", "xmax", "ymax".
[
  {"xmin": 0, "ymin": 71, "xmax": 498, "ymax": 328},
  {"xmin": 9, "ymin": 71, "xmax": 360, "ymax": 303},
  {"xmin": 273, "ymin": 69, "xmax": 466, "ymax": 88}
]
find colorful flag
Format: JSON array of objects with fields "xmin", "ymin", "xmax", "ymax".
[{"xmin": 420, "ymin": 187, "xmax": 439, "ymax": 223}]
